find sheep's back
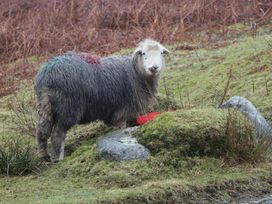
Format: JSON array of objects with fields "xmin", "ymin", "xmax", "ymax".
[
  {"xmin": 36, "ymin": 55, "xmax": 132, "ymax": 94},
  {"xmin": 35, "ymin": 54, "xmax": 136, "ymax": 123}
]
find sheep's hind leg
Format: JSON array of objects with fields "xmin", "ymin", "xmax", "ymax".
[
  {"xmin": 50, "ymin": 125, "xmax": 67, "ymax": 163},
  {"xmin": 36, "ymin": 98, "xmax": 53, "ymax": 162},
  {"xmin": 36, "ymin": 117, "xmax": 53, "ymax": 162}
]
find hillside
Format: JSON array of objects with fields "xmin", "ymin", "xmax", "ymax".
[{"xmin": 0, "ymin": 22, "xmax": 272, "ymax": 203}]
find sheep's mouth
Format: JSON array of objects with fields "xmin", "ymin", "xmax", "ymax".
[{"xmin": 148, "ymin": 69, "xmax": 159, "ymax": 76}]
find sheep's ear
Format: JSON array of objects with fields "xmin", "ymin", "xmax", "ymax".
[
  {"xmin": 134, "ymin": 48, "xmax": 143, "ymax": 56},
  {"xmin": 162, "ymin": 47, "xmax": 170, "ymax": 55}
]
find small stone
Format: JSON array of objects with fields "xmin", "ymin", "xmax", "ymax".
[{"xmin": 96, "ymin": 127, "xmax": 150, "ymax": 161}]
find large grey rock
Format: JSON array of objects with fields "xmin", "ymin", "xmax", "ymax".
[
  {"xmin": 219, "ymin": 96, "xmax": 272, "ymax": 141},
  {"xmin": 96, "ymin": 127, "xmax": 150, "ymax": 161}
]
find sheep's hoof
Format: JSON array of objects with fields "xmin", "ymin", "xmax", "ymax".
[
  {"xmin": 41, "ymin": 154, "xmax": 51, "ymax": 162},
  {"xmin": 51, "ymin": 159, "xmax": 59, "ymax": 164}
]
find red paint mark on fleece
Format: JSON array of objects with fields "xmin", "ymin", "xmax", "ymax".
[
  {"xmin": 136, "ymin": 112, "xmax": 160, "ymax": 126},
  {"xmin": 77, "ymin": 52, "xmax": 101, "ymax": 64}
]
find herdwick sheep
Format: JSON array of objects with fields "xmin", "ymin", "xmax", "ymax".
[
  {"xmin": 219, "ymin": 96, "xmax": 272, "ymax": 141},
  {"xmin": 34, "ymin": 38, "xmax": 169, "ymax": 162}
]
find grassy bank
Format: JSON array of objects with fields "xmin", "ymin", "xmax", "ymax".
[{"xmin": 0, "ymin": 22, "xmax": 272, "ymax": 203}]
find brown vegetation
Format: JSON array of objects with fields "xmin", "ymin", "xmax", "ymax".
[{"xmin": 0, "ymin": 0, "xmax": 271, "ymax": 96}]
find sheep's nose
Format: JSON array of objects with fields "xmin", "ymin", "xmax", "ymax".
[{"xmin": 149, "ymin": 66, "xmax": 159, "ymax": 73}]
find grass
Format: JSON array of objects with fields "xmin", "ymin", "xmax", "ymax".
[
  {"xmin": 134, "ymin": 108, "xmax": 268, "ymax": 164},
  {"xmin": 161, "ymin": 34, "xmax": 272, "ymax": 111},
  {"xmin": 0, "ymin": 154, "xmax": 271, "ymax": 203},
  {"xmin": 135, "ymin": 108, "xmax": 228, "ymax": 157},
  {"xmin": 0, "ymin": 22, "xmax": 272, "ymax": 203},
  {"xmin": 0, "ymin": 134, "xmax": 40, "ymax": 176}
]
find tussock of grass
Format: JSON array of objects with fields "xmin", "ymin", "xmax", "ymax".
[{"xmin": 0, "ymin": 135, "xmax": 40, "ymax": 176}]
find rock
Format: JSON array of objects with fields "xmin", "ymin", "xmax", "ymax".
[{"xmin": 96, "ymin": 127, "xmax": 150, "ymax": 161}]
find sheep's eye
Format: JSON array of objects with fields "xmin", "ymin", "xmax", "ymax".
[{"xmin": 142, "ymin": 52, "xmax": 146, "ymax": 56}]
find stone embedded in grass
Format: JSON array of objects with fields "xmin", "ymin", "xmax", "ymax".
[{"xmin": 96, "ymin": 128, "xmax": 150, "ymax": 161}]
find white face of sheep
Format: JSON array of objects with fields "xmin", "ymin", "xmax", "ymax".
[{"xmin": 134, "ymin": 41, "xmax": 169, "ymax": 77}]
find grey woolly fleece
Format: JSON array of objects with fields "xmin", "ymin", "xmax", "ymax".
[{"xmin": 35, "ymin": 52, "xmax": 158, "ymax": 130}]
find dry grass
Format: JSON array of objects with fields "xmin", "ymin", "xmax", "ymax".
[
  {"xmin": 0, "ymin": 0, "xmax": 271, "ymax": 63},
  {"xmin": 223, "ymin": 110, "xmax": 272, "ymax": 165},
  {"xmin": 0, "ymin": 0, "xmax": 271, "ymax": 96},
  {"xmin": 0, "ymin": 135, "xmax": 41, "ymax": 176}
]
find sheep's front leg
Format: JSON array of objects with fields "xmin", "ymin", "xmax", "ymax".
[{"xmin": 50, "ymin": 125, "xmax": 67, "ymax": 162}]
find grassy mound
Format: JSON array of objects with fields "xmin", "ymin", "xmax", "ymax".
[
  {"xmin": 136, "ymin": 108, "xmax": 268, "ymax": 164},
  {"xmin": 45, "ymin": 109, "xmax": 229, "ymax": 189},
  {"xmin": 135, "ymin": 108, "xmax": 228, "ymax": 157},
  {"xmin": 47, "ymin": 108, "xmax": 261, "ymax": 191}
]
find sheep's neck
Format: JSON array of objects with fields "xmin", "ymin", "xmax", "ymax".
[{"xmin": 131, "ymin": 68, "xmax": 158, "ymax": 114}]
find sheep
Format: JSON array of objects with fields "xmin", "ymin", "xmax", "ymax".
[{"xmin": 34, "ymin": 38, "xmax": 169, "ymax": 162}]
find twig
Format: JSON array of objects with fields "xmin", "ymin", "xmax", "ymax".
[{"xmin": 219, "ymin": 68, "xmax": 232, "ymax": 106}]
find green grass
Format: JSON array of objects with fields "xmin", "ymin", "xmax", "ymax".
[
  {"xmin": 161, "ymin": 34, "xmax": 272, "ymax": 112},
  {"xmin": 136, "ymin": 109, "xmax": 228, "ymax": 157},
  {"xmin": 0, "ymin": 154, "xmax": 271, "ymax": 203},
  {"xmin": 0, "ymin": 23, "xmax": 272, "ymax": 203}
]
